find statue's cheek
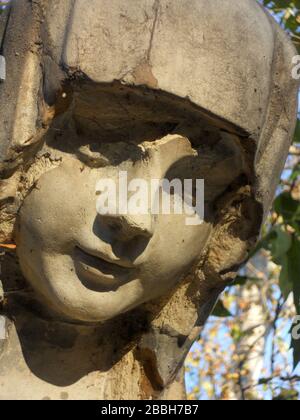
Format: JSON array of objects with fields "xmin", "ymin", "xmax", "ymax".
[
  {"xmin": 17, "ymin": 168, "xmax": 86, "ymax": 251},
  {"xmin": 141, "ymin": 217, "xmax": 211, "ymax": 284}
]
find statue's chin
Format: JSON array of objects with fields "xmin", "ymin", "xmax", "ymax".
[{"xmin": 25, "ymin": 269, "xmax": 148, "ymax": 323}]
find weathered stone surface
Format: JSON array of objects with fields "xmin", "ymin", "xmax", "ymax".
[
  {"xmin": 62, "ymin": 0, "xmax": 274, "ymax": 137},
  {"xmin": 0, "ymin": 1, "xmax": 41, "ymax": 164}
]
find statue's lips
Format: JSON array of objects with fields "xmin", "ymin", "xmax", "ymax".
[{"xmin": 73, "ymin": 247, "xmax": 133, "ymax": 291}]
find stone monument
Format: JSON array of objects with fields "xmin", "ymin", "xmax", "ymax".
[{"xmin": 0, "ymin": 0, "xmax": 298, "ymax": 400}]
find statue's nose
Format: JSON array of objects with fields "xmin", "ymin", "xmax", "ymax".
[{"xmin": 101, "ymin": 213, "xmax": 155, "ymax": 241}]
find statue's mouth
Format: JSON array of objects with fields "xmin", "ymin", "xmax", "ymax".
[{"xmin": 73, "ymin": 247, "xmax": 134, "ymax": 292}]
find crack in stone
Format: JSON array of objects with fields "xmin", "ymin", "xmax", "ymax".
[{"xmin": 146, "ymin": 0, "xmax": 160, "ymax": 63}]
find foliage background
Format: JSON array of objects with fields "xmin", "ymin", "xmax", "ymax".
[{"xmin": 186, "ymin": 0, "xmax": 300, "ymax": 401}]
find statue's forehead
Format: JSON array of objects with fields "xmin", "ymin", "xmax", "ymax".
[{"xmin": 56, "ymin": 0, "xmax": 274, "ymax": 137}]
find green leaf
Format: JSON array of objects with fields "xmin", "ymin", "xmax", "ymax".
[
  {"xmin": 280, "ymin": 236, "xmax": 300, "ymax": 368},
  {"xmin": 279, "ymin": 236, "xmax": 300, "ymax": 305},
  {"xmin": 292, "ymin": 334, "xmax": 300, "ymax": 370},
  {"xmin": 290, "ymin": 165, "xmax": 300, "ymax": 182},
  {"xmin": 230, "ymin": 325, "xmax": 244, "ymax": 342},
  {"xmin": 270, "ymin": 227, "xmax": 292, "ymax": 262},
  {"xmin": 285, "ymin": 15, "xmax": 299, "ymax": 33},
  {"xmin": 248, "ymin": 230, "xmax": 276, "ymax": 259},
  {"xmin": 293, "ymin": 119, "xmax": 300, "ymax": 144},
  {"xmin": 279, "ymin": 255, "xmax": 294, "ymax": 299},
  {"xmin": 274, "ymin": 192, "xmax": 300, "ymax": 222},
  {"xmin": 273, "ymin": 388, "xmax": 299, "ymax": 400},
  {"xmin": 291, "ymin": 317, "xmax": 300, "ymax": 370},
  {"xmin": 291, "ymin": 237, "xmax": 300, "ymax": 315},
  {"xmin": 211, "ymin": 300, "xmax": 232, "ymax": 318},
  {"xmin": 251, "ymin": 227, "xmax": 292, "ymax": 263}
]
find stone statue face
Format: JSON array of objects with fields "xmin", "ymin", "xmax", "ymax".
[
  {"xmin": 14, "ymin": 88, "xmax": 243, "ymax": 323},
  {"xmin": 0, "ymin": 0, "xmax": 295, "ymax": 331},
  {"xmin": 16, "ymin": 137, "xmax": 212, "ymax": 323}
]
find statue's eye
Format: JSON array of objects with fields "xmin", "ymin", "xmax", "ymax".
[
  {"xmin": 77, "ymin": 145, "xmax": 110, "ymax": 168},
  {"xmin": 76, "ymin": 142, "xmax": 145, "ymax": 168}
]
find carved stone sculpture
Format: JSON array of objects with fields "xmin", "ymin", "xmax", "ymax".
[{"xmin": 0, "ymin": 0, "xmax": 298, "ymax": 400}]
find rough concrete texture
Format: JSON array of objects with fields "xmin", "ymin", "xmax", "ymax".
[
  {"xmin": 63, "ymin": 0, "xmax": 274, "ymax": 137},
  {"xmin": 0, "ymin": 0, "xmax": 298, "ymax": 400}
]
